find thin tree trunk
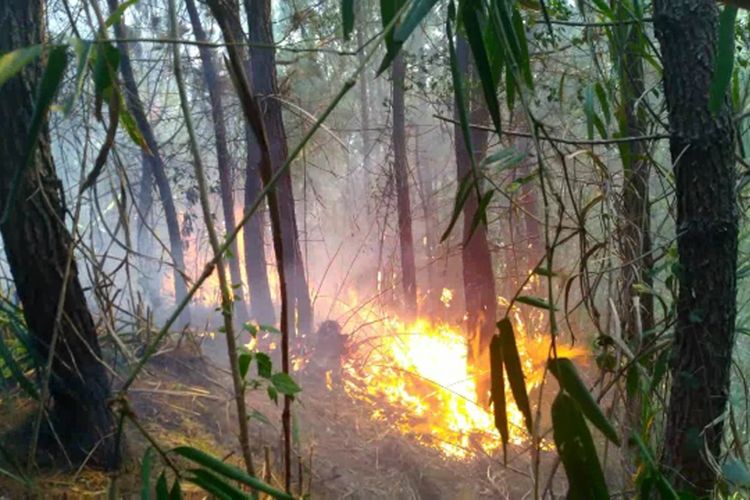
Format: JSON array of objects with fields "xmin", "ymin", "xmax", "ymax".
[
  {"xmin": 612, "ymin": 0, "xmax": 654, "ymax": 480},
  {"xmin": 0, "ymin": 0, "xmax": 116, "ymax": 468},
  {"xmin": 454, "ymin": 37, "xmax": 497, "ymax": 404},
  {"xmin": 413, "ymin": 126, "xmax": 439, "ymax": 315},
  {"xmin": 185, "ymin": 0, "xmax": 248, "ymax": 323},
  {"xmin": 106, "ymin": 0, "xmax": 191, "ymax": 326},
  {"xmin": 391, "ymin": 52, "xmax": 417, "ymax": 315},
  {"xmin": 245, "ymin": 0, "xmax": 313, "ymax": 336},
  {"xmin": 654, "ymin": 1, "xmax": 737, "ymax": 495}
]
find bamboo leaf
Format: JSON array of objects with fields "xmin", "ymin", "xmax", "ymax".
[
  {"xmin": 106, "ymin": 0, "xmax": 139, "ymax": 27},
  {"xmin": 441, "ymin": 172, "xmax": 476, "ymax": 242},
  {"xmin": 489, "ymin": 334, "xmax": 508, "ymax": 462},
  {"xmin": 155, "ymin": 472, "xmax": 169, "ymax": 500},
  {"xmin": 141, "ymin": 447, "xmax": 155, "ymax": 500},
  {"xmin": 394, "ymin": 0, "xmax": 439, "ymax": 43},
  {"xmin": 173, "ymin": 446, "xmax": 292, "ymax": 499},
  {"xmin": 63, "ymin": 38, "xmax": 93, "ymax": 116},
  {"xmin": 461, "ymin": 2, "xmax": 503, "ymax": 133},
  {"xmin": 709, "ymin": 5, "xmax": 738, "ymax": 113},
  {"xmin": 169, "ymin": 479, "xmax": 182, "ymax": 500},
  {"xmin": 468, "ymin": 188, "xmax": 494, "ymax": 237},
  {"xmin": 0, "ymin": 335, "xmax": 38, "ymax": 399},
  {"xmin": 342, "ymin": 0, "xmax": 355, "ymax": 40},
  {"xmin": 548, "ymin": 358, "xmax": 621, "ymax": 446},
  {"xmin": 0, "ymin": 45, "xmax": 42, "ymax": 88},
  {"xmin": 497, "ymin": 319, "xmax": 533, "ymax": 433},
  {"xmin": 1, "ymin": 45, "xmax": 68, "ymax": 224},
  {"xmin": 376, "ymin": 0, "xmax": 403, "ymax": 76},
  {"xmin": 187, "ymin": 469, "xmax": 245, "ymax": 500},
  {"xmin": 552, "ymin": 392, "xmax": 609, "ymax": 499},
  {"xmin": 515, "ymin": 295, "xmax": 555, "ymax": 311}
]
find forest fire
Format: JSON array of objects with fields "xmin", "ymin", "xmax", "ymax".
[{"xmin": 341, "ymin": 312, "xmax": 586, "ymax": 459}]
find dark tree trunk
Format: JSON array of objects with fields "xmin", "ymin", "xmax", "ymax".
[
  {"xmin": 357, "ymin": 23, "xmax": 373, "ymax": 182},
  {"xmin": 245, "ymin": 0, "xmax": 313, "ymax": 336},
  {"xmin": 611, "ymin": 0, "xmax": 655, "ymax": 478},
  {"xmin": 185, "ymin": 0, "xmax": 248, "ymax": 323},
  {"xmin": 244, "ymin": 129, "xmax": 276, "ymax": 324},
  {"xmin": 391, "ymin": 52, "xmax": 418, "ymax": 315},
  {"xmin": 0, "ymin": 0, "xmax": 116, "ymax": 468},
  {"xmin": 454, "ymin": 37, "xmax": 497, "ymax": 405},
  {"xmin": 654, "ymin": 1, "xmax": 738, "ymax": 495},
  {"xmin": 107, "ymin": 0, "xmax": 191, "ymax": 326}
]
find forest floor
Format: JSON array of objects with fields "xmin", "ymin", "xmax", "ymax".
[{"xmin": 0, "ymin": 333, "xmax": 568, "ymax": 499}]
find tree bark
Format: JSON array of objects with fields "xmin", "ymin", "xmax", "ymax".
[
  {"xmin": 654, "ymin": 1, "xmax": 738, "ymax": 495},
  {"xmin": 391, "ymin": 52, "xmax": 418, "ymax": 315},
  {"xmin": 245, "ymin": 0, "xmax": 313, "ymax": 336},
  {"xmin": 107, "ymin": 0, "xmax": 191, "ymax": 326},
  {"xmin": 611, "ymin": 0, "xmax": 655, "ymax": 479},
  {"xmin": 185, "ymin": 0, "xmax": 249, "ymax": 323},
  {"xmin": 454, "ymin": 37, "xmax": 497, "ymax": 405},
  {"xmin": 0, "ymin": 0, "xmax": 116, "ymax": 468}
]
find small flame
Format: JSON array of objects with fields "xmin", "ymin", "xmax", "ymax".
[{"xmin": 440, "ymin": 288, "xmax": 454, "ymax": 308}]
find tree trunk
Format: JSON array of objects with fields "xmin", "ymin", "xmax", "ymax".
[
  {"xmin": 654, "ymin": 1, "xmax": 738, "ymax": 495},
  {"xmin": 391, "ymin": 52, "xmax": 418, "ymax": 315},
  {"xmin": 611, "ymin": 0, "xmax": 655, "ymax": 479},
  {"xmin": 107, "ymin": 0, "xmax": 191, "ymax": 326},
  {"xmin": 0, "ymin": 0, "xmax": 116, "ymax": 468},
  {"xmin": 245, "ymin": 0, "xmax": 313, "ymax": 336},
  {"xmin": 185, "ymin": 0, "xmax": 248, "ymax": 323},
  {"xmin": 454, "ymin": 37, "xmax": 497, "ymax": 405}
]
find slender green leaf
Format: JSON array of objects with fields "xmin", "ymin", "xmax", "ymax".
[
  {"xmin": 468, "ymin": 188, "xmax": 494, "ymax": 237},
  {"xmin": 141, "ymin": 447, "xmax": 155, "ymax": 500},
  {"xmin": 548, "ymin": 358, "xmax": 620, "ymax": 445},
  {"xmin": 461, "ymin": 2, "xmax": 502, "ymax": 133},
  {"xmin": 489, "ymin": 334, "xmax": 508, "ymax": 462},
  {"xmin": 552, "ymin": 392, "xmax": 609, "ymax": 499},
  {"xmin": 480, "ymin": 147, "xmax": 527, "ymax": 170},
  {"xmin": 376, "ymin": 0, "xmax": 403, "ymax": 75},
  {"xmin": 258, "ymin": 324, "xmax": 281, "ymax": 335},
  {"xmin": 497, "ymin": 319, "xmax": 533, "ymax": 433},
  {"xmin": 342, "ymin": 0, "xmax": 355, "ymax": 40},
  {"xmin": 0, "ymin": 45, "xmax": 42, "ymax": 88},
  {"xmin": 248, "ymin": 409, "xmax": 273, "ymax": 426},
  {"xmin": 394, "ymin": 0, "xmax": 439, "ymax": 43},
  {"xmin": 515, "ymin": 295, "xmax": 556, "ymax": 311},
  {"xmin": 630, "ymin": 434, "xmax": 679, "ymax": 499},
  {"xmin": 188, "ymin": 469, "xmax": 244, "ymax": 500},
  {"xmin": 120, "ymin": 105, "xmax": 148, "ymax": 150},
  {"xmin": 92, "ymin": 42, "xmax": 120, "ymax": 96},
  {"xmin": 63, "ymin": 38, "xmax": 93, "ymax": 116},
  {"xmin": 173, "ymin": 446, "xmax": 292, "ymax": 499},
  {"xmin": 1, "ymin": 45, "xmax": 68, "ymax": 225},
  {"xmin": 169, "ymin": 479, "xmax": 182, "ymax": 500},
  {"xmin": 0, "ymin": 335, "xmax": 38, "ymax": 399},
  {"xmin": 106, "ymin": 0, "xmax": 139, "ymax": 26},
  {"xmin": 441, "ymin": 172, "xmax": 476, "ymax": 242},
  {"xmin": 155, "ymin": 472, "xmax": 169, "ymax": 500},
  {"xmin": 709, "ymin": 5, "xmax": 738, "ymax": 113}
]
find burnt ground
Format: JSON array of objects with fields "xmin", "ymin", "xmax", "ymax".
[{"xmin": 0, "ymin": 336, "xmax": 570, "ymax": 499}]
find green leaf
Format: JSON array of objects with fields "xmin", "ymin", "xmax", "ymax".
[
  {"xmin": 0, "ymin": 336, "xmax": 38, "ymax": 399},
  {"xmin": 169, "ymin": 479, "xmax": 182, "ymax": 500},
  {"xmin": 155, "ymin": 472, "xmax": 169, "ymax": 500},
  {"xmin": 630, "ymin": 434, "xmax": 679, "ymax": 499},
  {"xmin": 480, "ymin": 147, "xmax": 527, "ymax": 170},
  {"xmin": 173, "ymin": 446, "xmax": 293, "ymax": 499},
  {"xmin": 722, "ymin": 457, "xmax": 750, "ymax": 487},
  {"xmin": 256, "ymin": 352, "xmax": 272, "ymax": 379},
  {"xmin": 238, "ymin": 352, "xmax": 252, "ymax": 380},
  {"xmin": 63, "ymin": 38, "xmax": 93, "ymax": 116},
  {"xmin": 141, "ymin": 448, "xmax": 155, "ymax": 500},
  {"xmin": 376, "ymin": 0, "xmax": 403, "ymax": 76},
  {"xmin": 1, "ymin": 45, "xmax": 68, "ymax": 225},
  {"xmin": 514, "ymin": 295, "xmax": 556, "ymax": 311},
  {"xmin": 548, "ymin": 358, "xmax": 620, "ymax": 446},
  {"xmin": 441, "ymin": 172, "xmax": 476, "ymax": 242},
  {"xmin": 489, "ymin": 333, "xmax": 508, "ymax": 462},
  {"xmin": 92, "ymin": 42, "xmax": 120, "ymax": 96},
  {"xmin": 267, "ymin": 385, "xmax": 279, "ymax": 404},
  {"xmin": 244, "ymin": 323, "xmax": 259, "ymax": 338},
  {"xmin": 248, "ymin": 409, "xmax": 273, "ymax": 426},
  {"xmin": 0, "ymin": 45, "xmax": 42, "ymax": 88},
  {"xmin": 532, "ymin": 266, "xmax": 556, "ymax": 277},
  {"xmin": 467, "ymin": 188, "xmax": 494, "ymax": 237},
  {"xmin": 258, "ymin": 324, "xmax": 281, "ymax": 335},
  {"xmin": 187, "ymin": 468, "xmax": 245, "ymax": 499},
  {"xmin": 461, "ymin": 1, "xmax": 502, "ymax": 134},
  {"xmin": 271, "ymin": 372, "xmax": 301, "ymax": 396},
  {"xmin": 106, "ymin": 0, "xmax": 139, "ymax": 27},
  {"xmin": 342, "ymin": 0, "xmax": 355, "ymax": 40},
  {"xmin": 119, "ymin": 105, "xmax": 148, "ymax": 150},
  {"xmin": 497, "ymin": 319, "xmax": 533, "ymax": 433},
  {"xmin": 552, "ymin": 392, "xmax": 609, "ymax": 499},
  {"xmin": 394, "ymin": 0, "xmax": 439, "ymax": 43},
  {"xmin": 709, "ymin": 5, "xmax": 738, "ymax": 114}
]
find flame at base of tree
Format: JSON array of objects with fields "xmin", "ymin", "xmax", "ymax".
[{"xmin": 342, "ymin": 311, "xmax": 586, "ymax": 459}]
